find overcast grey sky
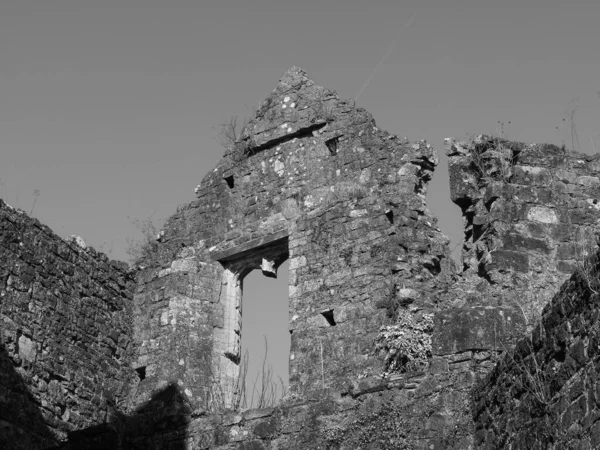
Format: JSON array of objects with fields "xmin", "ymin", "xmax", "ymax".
[{"xmin": 2, "ymin": 0, "xmax": 599, "ymax": 399}]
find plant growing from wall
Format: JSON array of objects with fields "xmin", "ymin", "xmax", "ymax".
[
  {"xmin": 374, "ymin": 310, "xmax": 434, "ymax": 375},
  {"xmin": 313, "ymin": 92, "xmax": 336, "ymax": 123},
  {"xmin": 197, "ymin": 338, "xmax": 286, "ymax": 413},
  {"xmin": 124, "ymin": 216, "xmax": 163, "ymax": 266},
  {"xmin": 469, "ymin": 137, "xmax": 519, "ymax": 185},
  {"xmin": 214, "ymin": 115, "xmax": 257, "ymax": 163},
  {"xmin": 501, "ymin": 336, "xmax": 551, "ymax": 415},
  {"xmin": 574, "ymin": 228, "xmax": 600, "ymax": 295}
]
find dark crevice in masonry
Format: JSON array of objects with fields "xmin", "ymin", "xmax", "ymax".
[
  {"xmin": 321, "ymin": 309, "xmax": 336, "ymax": 326},
  {"xmin": 477, "ymin": 249, "xmax": 494, "ymax": 285},
  {"xmin": 385, "ymin": 209, "xmax": 394, "ymax": 224},
  {"xmin": 224, "ymin": 174, "xmax": 234, "ymax": 189},
  {"xmin": 454, "ymin": 197, "xmax": 473, "ymax": 214},
  {"xmin": 473, "ymin": 224, "xmax": 486, "ymax": 243},
  {"xmin": 553, "ymin": 346, "xmax": 566, "ymax": 363},
  {"xmin": 325, "ymin": 136, "xmax": 340, "ymax": 155},
  {"xmin": 244, "ymin": 122, "xmax": 327, "ymax": 156},
  {"xmin": 424, "ymin": 257, "xmax": 442, "ymax": 276},
  {"xmin": 135, "ymin": 366, "xmax": 146, "ymax": 381},
  {"xmin": 485, "ymin": 195, "xmax": 498, "ymax": 211},
  {"xmin": 224, "ymin": 352, "xmax": 241, "ymax": 365}
]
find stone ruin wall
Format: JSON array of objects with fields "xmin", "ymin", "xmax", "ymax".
[
  {"xmin": 131, "ymin": 67, "xmax": 453, "ymax": 411},
  {"xmin": 458, "ymin": 137, "xmax": 600, "ymax": 448},
  {"xmin": 445, "ymin": 136, "xmax": 600, "ymax": 327},
  {"xmin": 3, "ymin": 67, "xmax": 600, "ymax": 448},
  {"xmin": 474, "ymin": 253, "xmax": 600, "ymax": 449},
  {"xmin": 0, "ymin": 200, "xmax": 136, "ymax": 449}
]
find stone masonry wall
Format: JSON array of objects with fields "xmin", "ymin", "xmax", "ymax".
[
  {"xmin": 446, "ymin": 135, "xmax": 600, "ymax": 448},
  {"xmin": 7, "ymin": 67, "xmax": 600, "ymax": 449},
  {"xmin": 473, "ymin": 250, "xmax": 600, "ymax": 448},
  {"xmin": 445, "ymin": 135, "xmax": 600, "ymax": 328},
  {"xmin": 57, "ymin": 345, "xmax": 508, "ymax": 449},
  {"xmin": 0, "ymin": 200, "xmax": 136, "ymax": 449},
  {"xmin": 131, "ymin": 67, "xmax": 454, "ymax": 410}
]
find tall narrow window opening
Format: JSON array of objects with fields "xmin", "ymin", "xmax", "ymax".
[
  {"xmin": 212, "ymin": 234, "xmax": 290, "ymax": 410},
  {"xmin": 240, "ymin": 260, "xmax": 290, "ymax": 409}
]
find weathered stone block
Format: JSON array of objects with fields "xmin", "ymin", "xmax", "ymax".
[
  {"xmin": 503, "ymin": 234, "xmax": 550, "ymax": 254},
  {"xmin": 488, "ymin": 250, "xmax": 529, "ymax": 273},
  {"xmin": 432, "ymin": 307, "xmax": 525, "ymax": 355}
]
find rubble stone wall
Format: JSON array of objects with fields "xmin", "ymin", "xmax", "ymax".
[
  {"xmin": 132, "ymin": 67, "xmax": 453, "ymax": 409},
  {"xmin": 446, "ymin": 136, "xmax": 600, "ymax": 327},
  {"xmin": 447, "ymin": 136, "xmax": 600, "ymax": 449},
  {"xmin": 5, "ymin": 67, "xmax": 600, "ymax": 449},
  {"xmin": 473, "ymin": 252, "xmax": 600, "ymax": 449},
  {"xmin": 0, "ymin": 200, "xmax": 136, "ymax": 449}
]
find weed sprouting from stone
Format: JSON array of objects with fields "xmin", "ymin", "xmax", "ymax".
[
  {"xmin": 574, "ymin": 229, "xmax": 600, "ymax": 295},
  {"xmin": 501, "ymin": 337, "xmax": 551, "ymax": 413},
  {"xmin": 374, "ymin": 310, "xmax": 434, "ymax": 375},
  {"xmin": 29, "ymin": 189, "xmax": 40, "ymax": 216},
  {"xmin": 469, "ymin": 136, "xmax": 518, "ymax": 185},
  {"xmin": 125, "ymin": 215, "xmax": 163, "ymax": 266}
]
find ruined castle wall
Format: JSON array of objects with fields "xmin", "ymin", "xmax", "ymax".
[
  {"xmin": 59, "ymin": 348, "xmax": 497, "ymax": 449},
  {"xmin": 9, "ymin": 64, "xmax": 600, "ymax": 449},
  {"xmin": 0, "ymin": 200, "xmax": 136, "ymax": 448},
  {"xmin": 446, "ymin": 136, "xmax": 600, "ymax": 327},
  {"xmin": 131, "ymin": 247, "xmax": 223, "ymax": 411},
  {"xmin": 445, "ymin": 136, "xmax": 600, "ymax": 448},
  {"xmin": 132, "ymin": 67, "xmax": 453, "ymax": 409},
  {"xmin": 473, "ymin": 251, "xmax": 600, "ymax": 448}
]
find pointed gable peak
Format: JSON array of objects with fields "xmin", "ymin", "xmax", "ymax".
[{"xmin": 273, "ymin": 66, "xmax": 313, "ymax": 94}]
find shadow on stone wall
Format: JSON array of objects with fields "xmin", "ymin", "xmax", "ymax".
[
  {"xmin": 59, "ymin": 382, "xmax": 191, "ymax": 450},
  {"xmin": 0, "ymin": 346, "xmax": 58, "ymax": 450}
]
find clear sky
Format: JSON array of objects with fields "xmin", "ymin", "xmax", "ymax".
[{"xmin": 2, "ymin": 0, "xmax": 599, "ymax": 400}]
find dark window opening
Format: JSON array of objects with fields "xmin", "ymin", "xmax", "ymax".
[
  {"xmin": 325, "ymin": 136, "xmax": 340, "ymax": 155},
  {"xmin": 135, "ymin": 366, "xmax": 146, "ymax": 381},
  {"xmin": 321, "ymin": 309, "xmax": 336, "ymax": 326},
  {"xmin": 224, "ymin": 175, "xmax": 235, "ymax": 189}
]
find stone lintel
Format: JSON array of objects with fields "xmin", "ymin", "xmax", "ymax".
[{"xmin": 210, "ymin": 229, "xmax": 289, "ymax": 262}]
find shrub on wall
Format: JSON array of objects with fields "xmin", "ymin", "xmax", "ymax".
[{"xmin": 374, "ymin": 310, "xmax": 434, "ymax": 374}]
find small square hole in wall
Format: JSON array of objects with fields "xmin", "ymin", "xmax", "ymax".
[
  {"xmin": 135, "ymin": 366, "xmax": 146, "ymax": 381},
  {"xmin": 325, "ymin": 137, "xmax": 340, "ymax": 155},
  {"xmin": 224, "ymin": 175, "xmax": 235, "ymax": 189},
  {"xmin": 321, "ymin": 309, "xmax": 336, "ymax": 326}
]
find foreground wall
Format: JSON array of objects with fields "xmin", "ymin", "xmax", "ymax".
[
  {"xmin": 0, "ymin": 200, "xmax": 136, "ymax": 448},
  {"xmin": 57, "ymin": 340, "xmax": 512, "ymax": 449},
  {"xmin": 448, "ymin": 136, "xmax": 600, "ymax": 448},
  {"xmin": 474, "ymin": 251, "xmax": 600, "ymax": 448}
]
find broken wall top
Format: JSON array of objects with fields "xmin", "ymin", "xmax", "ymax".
[
  {"xmin": 154, "ymin": 66, "xmax": 452, "ymax": 280},
  {"xmin": 444, "ymin": 135, "xmax": 600, "ymax": 329},
  {"xmin": 134, "ymin": 67, "xmax": 454, "ymax": 401},
  {"xmin": 0, "ymin": 199, "xmax": 136, "ymax": 445}
]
